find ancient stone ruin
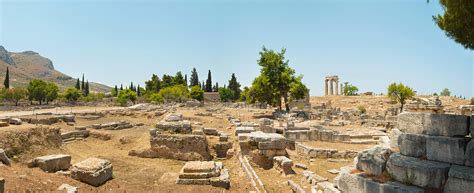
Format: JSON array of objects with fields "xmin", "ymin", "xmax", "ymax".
[{"xmin": 176, "ymin": 161, "xmax": 230, "ymax": 189}]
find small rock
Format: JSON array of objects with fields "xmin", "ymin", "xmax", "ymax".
[
  {"xmin": 295, "ymin": 163, "xmax": 308, "ymax": 170},
  {"xmin": 57, "ymin": 183, "xmax": 78, "ymax": 193},
  {"xmin": 328, "ymin": 169, "xmax": 339, "ymax": 174}
]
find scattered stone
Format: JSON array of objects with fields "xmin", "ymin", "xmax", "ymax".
[
  {"xmin": 57, "ymin": 183, "xmax": 78, "ymax": 193},
  {"xmin": 235, "ymin": 127, "xmax": 255, "ymax": 136},
  {"xmin": 316, "ymin": 182, "xmax": 340, "ymax": 193},
  {"xmin": 287, "ymin": 180, "xmax": 305, "ymax": 193},
  {"xmin": 8, "ymin": 118, "xmax": 22, "ymax": 125},
  {"xmin": 164, "ymin": 113, "xmax": 183, "ymax": 122},
  {"xmin": 0, "ymin": 122, "xmax": 9, "ymax": 127},
  {"xmin": 327, "ymin": 169, "xmax": 339, "ymax": 174},
  {"xmin": 273, "ymin": 156, "xmax": 294, "ymax": 175},
  {"xmin": 176, "ymin": 161, "xmax": 229, "ymax": 189},
  {"xmin": 466, "ymin": 140, "xmax": 474, "ymax": 167},
  {"xmin": 444, "ymin": 165, "xmax": 474, "ymax": 193},
  {"xmin": 0, "ymin": 149, "xmax": 11, "ymax": 166},
  {"xmin": 28, "ymin": 154, "xmax": 71, "ymax": 172},
  {"xmin": 203, "ymin": 128, "xmax": 218, "ymax": 136},
  {"xmin": 219, "ymin": 133, "xmax": 228, "ymax": 142},
  {"xmin": 389, "ymin": 128, "xmax": 403, "ymax": 149},
  {"xmin": 295, "ymin": 163, "xmax": 308, "ymax": 170},
  {"xmin": 89, "ymin": 131, "xmax": 112, "ymax": 141},
  {"xmin": 71, "ymin": 157, "xmax": 113, "ymax": 187},
  {"xmin": 74, "ymin": 126, "xmax": 87, "ymax": 131}
]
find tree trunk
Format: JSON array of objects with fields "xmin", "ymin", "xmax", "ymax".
[
  {"xmin": 400, "ymin": 102, "xmax": 404, "ymax": 112},
  {"xmin": 283, "ymin": 94, "xmax": 290, "ymax": 112}
]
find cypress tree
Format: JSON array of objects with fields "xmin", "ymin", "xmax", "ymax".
[
  {"xmin": 190, "ymin": 68, "xmax": 199, "ymax": 87},
  {"xmin": 84, "ymin": 81, "xmax": 90, "ymax": 96},
  {"xmin": 184, "ymin": 74, "xmax": 188, "ymax": 87},
  {"xmin": 81, "ymin": 73, "xmax": 85, "ymax": 91},
  {"xmin": 214, "ymin": 82, "xmax": 219, "ymax": 92},
  {"xmin": 205, "ymin": 70, "xmax": 212, "ymax": 92},
  {"xmin": 130, "ymin": 82, "xmax": 134, "ymax": 91},
  {"xmin": 228, "ymin": 73, "xmax": 241, "ymax": 100},
  {"xmin": 4, "ymin": 67, "xmax": 9, "ymax": 89},
  {"xmin": 75, "ymin": 78, "xmax": 81, "ymax": 90},
  {"xmin": 137, "ymin": 84, "xmax": 141, "ymax": 96},
  {"xmin": 201, "ymin": 81, "xmax": 205, "ymax": 90},
  {"xmin": 114, "ymin": 85, "xmax": 118, "ymax": 96},
  {"xmin": 120, "ymin": 84, "xmax": 123, "ymax": 91}
]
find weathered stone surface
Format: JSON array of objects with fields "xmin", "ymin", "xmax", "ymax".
[
  {"xmin": 219, "ymin": 133, "xmax": 228, "ymax": 142},
  {"xmin": 386, "ymin": 153, "xmax": 450, "ymax": 189},
  {"xmin": 29, "ymin": 154, "xmax": 71, "ymax": 172},
  {"xmin": 466, "ymin": 140, "xmax": 474, "ymax": 167},
  {"xmin": 203, "ymin": 128, "xmax": 218, "ymax": 136},
  {"xmin": 8, "ymin": 118, "xmax": 22, "ymax": 125},
  {"xmin": 295, "ymin": 163, "xmax": 308, "ymax": 170},
  {"xmin": 397, "ymin": 112, "xmax": 469, "ymax": 136},
  {"xmin": 0, "ymin": 178, "xmax": 4, "ymax": 193},
  {"xmin": 235, "ymin": 127, "xmax": 255, "ymax": 136},
  {"xmin": 215, "ymin": 142, "xmax": 232, "ymax": 159},
  {"xmin": 356, "ymin": 146, "xmax": 392, "ymax": 176},
  {"xmin": 444, "ymin": 165, "xmax": 474, "ymax": 193},
  {"xmin": 288, "ymin": 180, "xmax": 305, "ymax": 193},
  {"xmin": 0, "ymin": 149, "xmax": 10, "ymax": 166},
  {"xmin": 209, "ymin": 168, "xmax": 230, "ymax": 189},
  {"xmin": 57, "ymin": 183, "xmax": 78, "ymax": 193},
  {"xmin": 71, "ymin": 157, "xmax": 113, "ymax": 187},
  {"xmin": 426, "ymin": 136, "xmax": 468, "ymax": 165},
  {"xmin": 273, "ymin": 156, "xmax": 294, "ymax": 175},
  {"xmin": 398, "ymin": 133, "xmax": 426, "ymax": 157},
  {"xmin": 316, "ymin": 182, "xmax": 340, "ymax": 193},
  {"xmin": 389, "ymin": 128, "xmax": 403, "ymax": 149},
  {"xmin": 470, "ymin": 115, "xmax": 473, "ymax": 135},
  {"xmin": 145, "ymin": 134, "xmax": 211, "ymax": 161},
  {"xmin": 164, "ymin": 113, "xmax": 183, "ymax": 122},
  {"xmin": 155, "ymin": 121, "xmax": 192, "ymax": 134},
  {"xmin": 177, "ymin": 161, "xmax": 229, "ymax": 189}
]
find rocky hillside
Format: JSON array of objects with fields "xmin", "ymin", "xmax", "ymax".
[{"xmin": 0, "ymin": 46, "xmax": 111, "ymax": 92}]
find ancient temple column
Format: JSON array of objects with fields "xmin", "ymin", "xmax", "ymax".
[
  {"xmin": 324, "ymin": 79, "xmax": 328, "ymax": 96},
  {"xmin": 335, "ymin": 80, "xmax": 339, "ymax": 95},
  {"xmin": 329, "ymin": 79, "xmax": 334, "ymax": 95},
  {"xmin": 340, "ymin": 83, "xmax": 343, "ymax": 96}
]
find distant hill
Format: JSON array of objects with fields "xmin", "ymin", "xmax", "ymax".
[{"xmin": 0, "ymin": 46, "xmax": 111, "ymax": 92}]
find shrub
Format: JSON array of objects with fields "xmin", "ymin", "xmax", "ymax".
[
  {"xmin": 158, "ymin": 85, "xmax": 189, "ymax": 103},
  {"xmin": 147, "ymin": 93, "xmax": 164, "ymax": 104},
  {"xmin": 117, "ymin": 89, "xmax": 137, "ymax": 106},
  {"xmin": 358, "ymin": 105, "xmax": 367, "ymax": 114},
  {"xmin": 80, "ymin": 92, "xmax": 105, "ymax": 102},
  {"xmin": 190, "ymin": 86, "xmax": 204, "ymax": 101},
  {"xmin": 64, "ymin": 87, "xmax": 82, "ymax": 103},
  {"xmin": 219, "ymin": 87, "xmax": 234, "ymax": 102}
]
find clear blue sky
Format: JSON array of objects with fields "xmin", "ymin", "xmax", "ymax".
[{"xmin": 1, "ymin": 0, "xmax": 472, "ymax": 97}]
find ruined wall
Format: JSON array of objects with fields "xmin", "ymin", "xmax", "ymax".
[{"xmin": 0, "ymin": 126, "xmax": 62, "ymax": 157}]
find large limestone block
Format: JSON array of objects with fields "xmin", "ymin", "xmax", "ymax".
[
  {"xmin": 386, "ymin": 153, "xmax": 450, "ymax": 189},
  {"xmin": 356, "ymin": 146, "xmax": 392, "ymax": 176},
  {"xmin": 397, "ymin": 112, "xmax": 469, "ymax": 136},
  {"xmin": 466, "ymin": 140, "xmax": 474, "ymax": 167},
  {"xmin": 149, "ymin": 134, "xmax": 211, "ymax": 161},
  {"xmin": 29, "ymin": 154, "xmax": 71, "ymax": 172},
  {"xmin": 71, "ymin": 158, "xmax": 113, "ymax": 187},
  {"xmin": 444, "ymin": 165, "xmax": 474, "ymax": 193},
  {"xmin": 426, "ymin": 136, "xmax": 468, "ymax": 165},
  {"xmin": 0, "ymin": 178, "xmax": 4, "ymax": 193},
  {"xmin": 164, "ymin": 113, "xmax": 183, "ymax": 122},
  {"xmin": 235, "ymin": 127, "xmax": 255, "ymax": 136},
  {"xmin": 0, "ymin": 149, "xmax": 11, "ymax": 166},
  {"xmin": 398, "ymin": 134, "xmax": 426, "ymax": 157}
]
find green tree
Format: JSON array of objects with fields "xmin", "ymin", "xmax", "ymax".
[
  {"xmin": 64, "ymin": 87, "xmax": 81, "ymax": 103},
  {"xmin": 117, "ymin": 89, "xmax": 137, "ymax": 106},
  {"xmin": 343, "ymin": 82, "xmax": 359, "ymax": 96},
  {"xmin": 228, "ymin": 73, "xmax": 241, "ymax": 101},
  {"xmin": 440, "ymin": 88, "xmax": 451, "ymax": 96},
  {"xmin": 84, "ymin": 81, "xmax": 90, "ymax": 96},
  {"xmin": 219, "ymin": 87, "xmax": 234, "ymax": 102},
  {"xmin": 434, "ymin": 0, "xmax": 473, "ymax": 50},
  {"xmin": 147, "ymin": 93, "xmax": 164, "ymax": 104},
  {"xmin": 161, "ymin": 74, "xmax": 175, "ymax": 88},
  {"xmin": 45, "ymin": 82, "xmax": 59, "ymax": 104},
  {"xmin": 145, "ymin": 74, "xmax": 162, "ymax": 93},
  {"xmin": 387, "ymin": 82, "xmax": 415, "ymax": 112},
  {"xmin": 4, "ymin": 87, "xmax": 26, "ymax": 106},
  {"xmin": 190, "ymin": 85, "xmax": 204, "ymax": 101},
  {"xmin": 205, "ymin": 70, "xmax": 212, "ymax": 92},
  {"xmin": 201, "ymin": 81, "xmax": 205, "ymax": 90},
  {"xmin": 239, "ymin": 86, "xmax": 250, "ymax": 102},
  {"xmin": 248, "ymin": 47, "xmax": 309, "ymax": 111},
  {"xmin": 112, "ymin": 85, "xmax": 118, "ymax": 97},
  {"xmin": 184, "ymin": 74, "xmax": 188, "ymax": 87},
  {"xmin": 213, "ymin": 82, "xmax": 219, "ymax": 92},
  {"xmin": 137, "ymin": 84, "xmax": 142, "ymax": 96},
  {"xmin": 289, "ymin": 76, "xmax": 309, "ymax": 101},
  {"xmin": 81, "ymin": 73, "xmax": 85, "ymax": 92},
  {"xmin": 75, "ymin": 78, "xmax": 81, "ymax": 90},
  {"xmin": 27, "ymin": 80, "xmax": 47, "ymax": 105},
  {"xmin": 190, "ymin": 68, "xmax": 199, "ymax": 87},
  {"xmin": 4, "ymin": 67, "xmax": 9, "ymax": 89},
  {"xmin": 158, "ymin": 84, "xmax": 189, "ymax": 103},
  {"xmin": 174, "ymin": 71, "xmax": 186, "ymax": 86}
]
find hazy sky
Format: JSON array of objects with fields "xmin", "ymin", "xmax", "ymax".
[{"xmin": 1, "ymin": 0, "xmax": 472, "ymax": 97}]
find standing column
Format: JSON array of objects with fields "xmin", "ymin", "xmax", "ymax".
[
  {"xmin": 330, "ymin": 79, "xmax": 334, "ymax": 95},
  {"xmin": 335, "ymin": 80, "xmax": 339, "ymax": 95},
  {"xmin": 324, "ymin": 79, "xmax": 328, "ymax": 96},
  {"xmin": 340, "ymin": 83, "xmax": 343, "ymax": 96}
]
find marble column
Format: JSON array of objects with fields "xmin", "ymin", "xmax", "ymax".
[
  {"xmin": 324, "ymin": 79, "xmax": 328, "ymax": 96},
  {"xmin": 340, "ymin": 83, "xmax": 343, "ymax": 96},
  {"xmin": 335, "ymin": 80, "xmax": 339, "ymax": 95},
  {"xmin": 330, "ymin": 79, "xmax": 334, "ymax": 95}
]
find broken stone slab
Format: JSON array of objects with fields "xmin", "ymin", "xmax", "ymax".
[
  {"xmin": 28, "ymin": 154, "xmax": 71, "ymax": 172},
  {"xmin": 295, "ymin": 163, "xmax": 308, "ymax": 170},
  {"xmin": 356, "ymin": 146, "xmax": 393, "ymax": 176},
  {"xmin": 386, "ymin": 153, "xmax": 450, "ymax": 189},
  {"xmin": 273, "ymin": 156, "xmax": 294, "ymax": 175},
  {"xmin": 0, "ymin": 149, "xmax": 11, "ymax": 166},
  {"xmin": 209, "ymin": 168, "xmax": 230, "ymax": 189},
  {"xmin": 57, "ymin": 183, "xmax": 78, "ymax": 193},
  {"xmin": 203, "ymin": 128, "xmax": 218, "ymax": 136},
  {"xmin": 164, "ymin": 113, "xmax": 183, "ymax": 122},
  {"xmin": 0, "ymin": 122, "xmax": 9, "ymax": 127},
  {"xmin": 444, "ymin": 165, "xmax": 474, "ymax": 193},
  {"xmin": 155, "ymin": 121, "xmax": 192, "ymax": 134},
  {"xmin": 71, "ymin": 157, "xmax": 113, "ymax": 187},
  {"xmin": 8, "ymin": 118, "xmax": 22, "ymax": 125},
  {"xmin": 315, "ymin": 182, "xmax": 340, "ymax": 193},
  {"xmin": 465, "ymin": 140, "xmax": 474, "ymax": 167},
  {"xmin": 288, "ymin": 180, "xmax": 305, "ymax": 193},
  {"xmin": 389, "ymin": 128, "xmax": 403, "ymax": 149},
  {"xmin": 235, "ymin": 127, "xmax": 255, "ymax": 136},
  {"xmin": 398, "ymin": 133, "xmax": 426, "ymax": 157},
  {"xmin": 0, "ymin": 177, "xmax": 4, "ymax": 193},
  {"xmin": 74, "ymin": 126, "xmax": 87, "ymax": 131},
  {"xmin": 397, "ymin": 112, "xmax": 469, "ymax": 137},
  {"xmin": 219, "ymin": 133, "xmax": 228, "ymax": 142},
  {"xmin": 426, "ymin": 136, "xmax": 468, "ymax": 165}
]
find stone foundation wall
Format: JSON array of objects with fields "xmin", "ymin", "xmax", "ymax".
[{"xmin": 295, "ymin": 142, "xmax": 358, "ymax": 159}]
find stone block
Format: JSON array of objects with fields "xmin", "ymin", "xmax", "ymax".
[
  {"xmin": 0, "ymin": 178, "xmax": 3, "ymax": 193},
  {"xmin": 258, "ymin": 140, "xmax": 286, "ymax": 150},
  {"xmin": 287, "ymin": 180, "xmax": 305, "ymax": 193},
  {"xmin": 398, "ymin": 133, "xmax": 426, "ymax": 157},
  {"xmin": 203, "ymin": 128, "xmax": 218, "ymax": 136},
  {"xmin": 209, "ymin": 169, "xmax": 230, "ymax": 189},
  {"xmin": 219, "ymin": 133, "xmax": 228, "ymax": 142},
  {"xmin": 29, "ymin": 154, "xmax": 71, "ymax": 172},
  {"xmin": 426, "ymin": 136, "xmax": 468, "ymax": 165},
  {"xmin": 273, "ymin": 156, "xmax": 294, "ymax": 175},
  {"xmin": 470, "ymin": 115, "xmax": 473, "ymax": 135},
  {"xmin": 356, "ymin": 146, "xmax": 392, "ymax": 176},
  {"xmin": 164, "ymin": 113, "xmax": 183, "ymax": 122},
  {"xmin": 319, "ymin": 130, "xmax": 334, "ymax": 141},
  {"xmin": 235, "ymin": 127, "xmax": 255, "ymax": 136},
  {"xmin": 316, "ymin": 182, "xmax": 340, "ymax": 193},
  {"xmin": 386, "ymin": 153, "xmax": 450, "ymax": 189},
  {"xmin": 397, "ymin": 112, "xmax": 469, "ymax": 137},
  {"xmin": 444, "ymin": 165, "xmax": 474, "ymax": 193},
  {"xmin": 8, "ymin": 118, "xmax": 22, "ymax": 125},
  {"xmin": 0, "ymin": 149, "xmax": 10, "ymax": 166},
  {"xmin": 333, "ymin": 134, "xmax": 350, "ymax": 142},
  {"xmin": 71, "ymin": 158, "xmax": 113, "ymax": 187},
  {"xmin": 466, "ymin": 140, "xmax": 474, "ymax": 167},
  {"xmin": 389, "ymin": 128, "xmax": 403, "ymax": 149}
]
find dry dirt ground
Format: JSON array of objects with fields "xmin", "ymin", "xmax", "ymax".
[{"xmin": 0, "ymin": 96, "xmax": 469, "ymax": 192}]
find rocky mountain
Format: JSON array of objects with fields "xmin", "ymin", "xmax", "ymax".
[{"xmin": 0, "ymin": 46, "xmax": 111, "ymax": 92}]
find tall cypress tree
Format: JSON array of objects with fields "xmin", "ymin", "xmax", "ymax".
[
  {"xmin": 201, "ymin": 81, "xmax": 205, "ymax": 90},
  {"xmin": 214, "ymin": 82, "xmax": 219, "ymax": 92},
  {"xmin": 228, "ymin": 73, "xmax": 241, "ymax": 100},
  {"xmin": 81, "ymin": 74, "xmax": 85, "ymax": 91},
  {"xmin": 205, "ymin": 70, "xmax": 212, "ymax": 92},
  {"xmin": 190, "ymin": 68, "xmax": 199, "ymax": 87},
  {"xmin": 114, "ymin": 85, "xmax": 118, "ymax": 96},
  {"xmin": 4, "ymin": 67, "xmax": 9, "ymax": 89},
  {"xmin": 184, "ymin": 74, "xmax": 188, "ymax": 87},
  {"xmin": 75, "ymin": 78, "xmax": 81, "ymax": 90},
  {"xmin": 130, "ymin": 82, "xmax": 134, "ymax": 91},
  {"xmin": 84, "ymin": 81, "xmax": 90, "ymax": 96},
  {"xmin": 120, "ymin": 84, "xmax": 123, "ymax": 91},
  {"xmin": 137, "ymin": 84, "xmax": 141, "ymax": 96}
]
